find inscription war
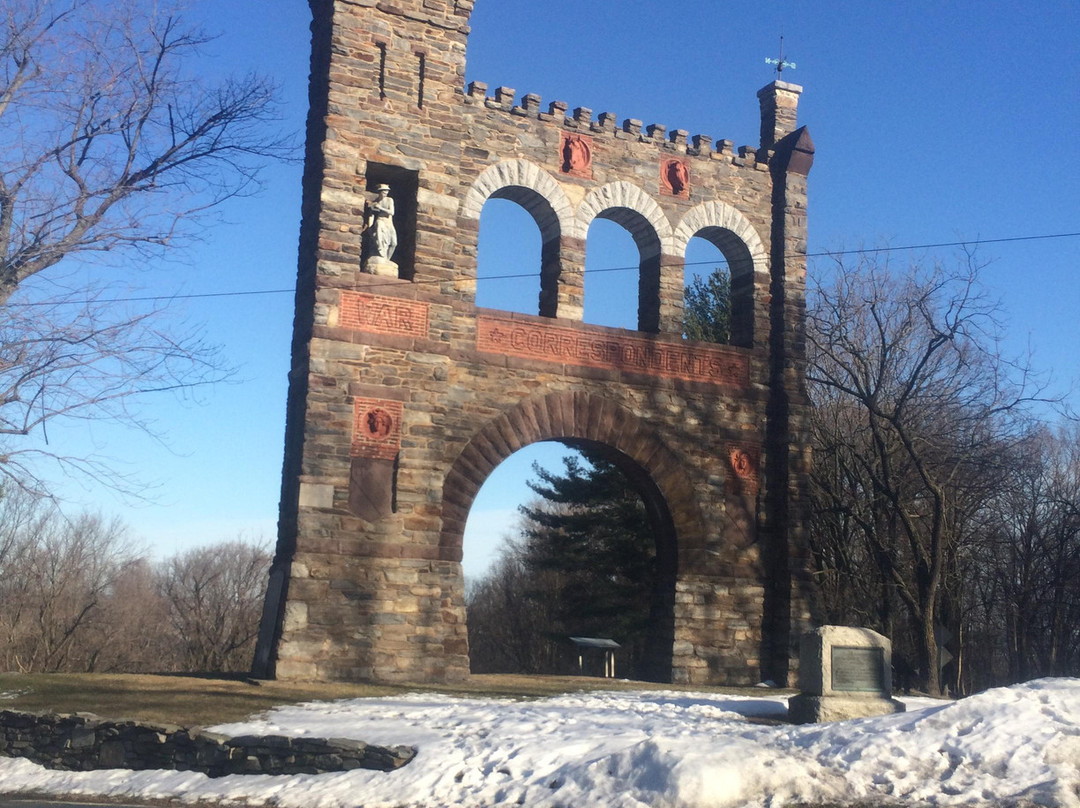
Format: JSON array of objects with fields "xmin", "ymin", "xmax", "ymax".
[
  {"xmin": 340, "ymin": 292, "xmax": 429, "ymax": 338},
  {"xmin": 477, "ymin": 314, "xmax": 750, "ymax": 387}
]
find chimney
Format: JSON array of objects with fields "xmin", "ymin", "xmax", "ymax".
[{"xmin": 758, "ymin": 81, "xmax": 803, "ymax": 152}]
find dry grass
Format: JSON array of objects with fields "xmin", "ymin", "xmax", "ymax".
[
  {"xmin": 0, "ymin": 673, "xmax": 396, "ymax": 727},
  {"xmin": 0, "ymin": 672, "xmax": 786, "ymax": 728}
]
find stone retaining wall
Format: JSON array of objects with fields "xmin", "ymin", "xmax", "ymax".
[{"xmin": 0, "ymin": 710, "xmax": 414, "ymax": 776}]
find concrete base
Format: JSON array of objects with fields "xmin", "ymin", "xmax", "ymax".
[{"xmin": 788, "ymin": 693, "xmax": 906, "ymax": 724}]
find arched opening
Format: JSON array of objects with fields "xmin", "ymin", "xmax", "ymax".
[
  {"xmin": 472, "ymin": 174, "xmax": 564, "ymax": 318},
  {"xmin": 682, "ymin": 226, "xmax": 757, "ymax": 348},
  {"xmin": 476, "ymin": 196, "xmax": 544, "ymax": 315},
  {"xmin": 461, "ymin": 441, "xmax": 568, "ymax": 582},
  {"xmin": 683, "ymin": 235, "xmax": 731, "ymax": 344},
  {"xmin": 462, "ymin": 439, "xmax": 677, "ymax": 682},
  {"xmin": 583, "ymin": 218, "xmax": 638, "ymax": 330},
  {"xmin": 440, "ymin": 391, "xmax": 708, "ymax": 684},
  {"xmin": 583, "ymin": 208, "xmax": 663, "ymax": 332}
]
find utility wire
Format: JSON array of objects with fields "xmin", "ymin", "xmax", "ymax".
[{"xmin": 7, "ymin": 230, "xmax": 1079, "ymax": 307}]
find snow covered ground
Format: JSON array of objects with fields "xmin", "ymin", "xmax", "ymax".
[{"xmin": 1, "ymin": 678, "xmax": 1078, "ymax": 807}]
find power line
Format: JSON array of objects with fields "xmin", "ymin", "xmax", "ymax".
[
  {"xmin": 9, "ymin": 288, "xmax": 297, "ymax": 308},
  {"xmin": 809, "ymin": 231, "xmax": 1080, "ymax": 258},
  {"xmin": 7, "ymin": 229, "xmax": 1078, "ymax": 307}
]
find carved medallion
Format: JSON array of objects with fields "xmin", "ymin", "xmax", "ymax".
[
  {"xmin": 560, "ymin": 132, "xmax": 592, "ymax": 178},
  {"xmin": 352, "ymin": 398, "xmax": 403, "ymax": 459},
  {"xmin": 660, "ymin": 157, "xmax": 690, "ymax": 198},
  {"xmin": 362, "ymin": 408, "xmax": 394, "ymax": 439},
  {"xmin": 731, "ymin": 449, "xmax": 752, "ymax": 477},
  {"xmin": 729, "ymin": 445, "xmax": 760, "ymax": 485}
]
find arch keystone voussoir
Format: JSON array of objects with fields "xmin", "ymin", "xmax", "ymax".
[
  {"xmin": 507, "ymin": 404, "xmax": 542, "ymax": 447},
  {"xmin": 462, "ymin": 159, "xmax": 574, "ymax": 244}
]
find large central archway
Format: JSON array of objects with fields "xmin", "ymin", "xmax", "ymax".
[
  {"xmin": 441, "ymin": 392, "xmax": 697, "ymax": 681},
  {"xmin": 440, "ymin": 392, "xmax": 703, "ymax": 560}
]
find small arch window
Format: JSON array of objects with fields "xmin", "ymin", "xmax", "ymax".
[
  {"xmin": 475, "ymin": 188, "xmax": 562, "ymax": 317},
  {"xmin": 683, "ymin": 227, "xmax": 755, "ymax": 347},
  {"xmin": 583, "ymin": 208, "xmax": 663, "ymax": 332},
  {"xmin": 683, "ymin": 236, "xmax": 731, "ymax": 344}
]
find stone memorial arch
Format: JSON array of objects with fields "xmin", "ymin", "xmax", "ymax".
[{"xmin": 253, "ymin": 0, "xmax": 817, "ymax": 686}]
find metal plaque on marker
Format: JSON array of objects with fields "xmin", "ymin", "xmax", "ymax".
[{"xmin": 831, "ymin": 646, "xmax": 885, "ymax": 692}]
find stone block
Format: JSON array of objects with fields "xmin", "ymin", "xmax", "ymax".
[
  {"xmin": 299, "ymin": 482, "xmax": 335, "ymax": 509},
  {"xmin": 98, "ymin": 740, "xmax": 126, "ymax": 768},
  {"xmin": 788, "ymin": 626, "xmax": 906, "ymax": 723},
  {"xmin": 69, "ymin": 726, "xmax": 96, "ymax": 749},
  {"xmin": 275, "ymin": 659, "xmax": 319, "ymax": 679}
]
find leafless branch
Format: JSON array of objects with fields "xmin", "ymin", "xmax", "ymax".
[
  {"xmin": 0, "ymin": 0, "xmax": 296, "ymax": 305},
  {"xmin": 0, "ymin": 0, "xmax": 291, "ymax": 492}
]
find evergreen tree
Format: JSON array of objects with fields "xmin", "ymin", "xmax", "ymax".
[
  {"xmin": 518, "ymin": 450, "xmax": 657, "ymax": 676},
  {"xmin": 683, "ymin": 267, "xmax": 731, "ymax": 344}
]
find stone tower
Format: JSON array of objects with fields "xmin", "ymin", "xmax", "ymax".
[{"xmin": 253, "ymin": 0, "xmax": 816, "ymax": 685}]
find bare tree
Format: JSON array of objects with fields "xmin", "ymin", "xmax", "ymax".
[
  {"xmin": 84, "ymin": 556, "xmax": 176, "ymax": 672},
  {"xmin": 975, "ymin": 426, "xmax": 1080, "ymax": 686},
  {"xmin": 0, "ymin": 0, "xmax": 292, "ymax": 303},
  {"xmin": 0, "ymin": 491, "xmax": 272, "ymax": 674},
  {"xmin": 806, "ymin": 250, "xmax": 1041, "ymax": 694},
  {"xmin": 157, "ymin": 539, "xmax": 270, "ymax": 672},
  {"xmin": 0, "ymin": 285, "xmax": 226, "ymax": 493},
  {"xmin": 0, "ymin": 0, "xmax": 291, "ymax": 491},
  {"xmin": 0, "ymin": 486, "xmax": 50, "ymax": 666},
  {"xmin": 466, "ymin": 533, "xmax": 562, "ymax": 674},
  {"xmin": 0, "ymin": 487, "xmax": 140, "ymax": 672}
]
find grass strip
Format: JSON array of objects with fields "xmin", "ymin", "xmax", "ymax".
[{"xmin": 0, "ymin": 672, "xmax": 789, "ymax": 727}]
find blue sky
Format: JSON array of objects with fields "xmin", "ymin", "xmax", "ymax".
[{"xmin": 18, "ymin": 0, "xmax": 1079, "ymax": 576}]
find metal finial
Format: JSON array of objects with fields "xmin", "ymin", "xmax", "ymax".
[{"xmin": 765, "ymin": 35, "xmax": 797, "ymax": 78}]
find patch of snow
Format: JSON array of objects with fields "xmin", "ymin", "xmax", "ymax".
[{"xmin": 0, "ymin": 679, "xmax": 1077, "ymax": 807}]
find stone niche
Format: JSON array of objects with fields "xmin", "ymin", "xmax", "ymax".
[{"xmin": 788, "ymin": 626, "xmax": 906, "ymax": 723}]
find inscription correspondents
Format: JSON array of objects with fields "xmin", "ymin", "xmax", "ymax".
[
  {"xmin": 340, "ymin": 292, "xmax": 429, "ymax": 338},
  {"xmin": 477, "ymin": 314, "xmax": 749, "ymax": 387}
]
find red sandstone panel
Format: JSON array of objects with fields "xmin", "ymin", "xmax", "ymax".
[
  {"xmin": 660, "ymin": 157, "xmax": 691, "ymax": 199},
  {"xmin": 340, "ymin": 292, "xmax": 430, "ymax": 337},
  {"xmin": 476, "ymin": 314, "xmax": 749, "ymax": 388},
  {"xmin": 559, "ymin": 131, "xmax": 592, "ymax": 178},
  {"xmin": 351, "ymin": 398, "xmax": 404, "ymax": 459}
]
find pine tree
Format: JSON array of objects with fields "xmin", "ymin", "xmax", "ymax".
[
  {"xmin": 518, "ymin": 450, "xmax": 658, "ymax": 676},
  {"xmin": 683, "ymin": 267, "xmax": 731, "ymax": 343}
]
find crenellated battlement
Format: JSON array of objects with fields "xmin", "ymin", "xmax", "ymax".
[{"xmin": 464, "ymin": 80, "xmax": 795, "ymax": 170}]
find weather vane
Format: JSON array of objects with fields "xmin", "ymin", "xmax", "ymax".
[{"xmin": 765, "ymin": 35, "xmax": 796, "ymax": 78}]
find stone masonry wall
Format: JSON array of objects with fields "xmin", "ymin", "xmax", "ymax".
[
  {"xmin": 0, "ymin": 710, "xmax": 414, "ymax": 776},
  {"xmin": 254, "ymin": 0, "xmax": 815, "ymax": 687}
]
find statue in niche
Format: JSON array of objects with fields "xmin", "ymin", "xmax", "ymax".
[{"xmin": 363, "ymin": 183, "xmax": 399, "ymax": 275}]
